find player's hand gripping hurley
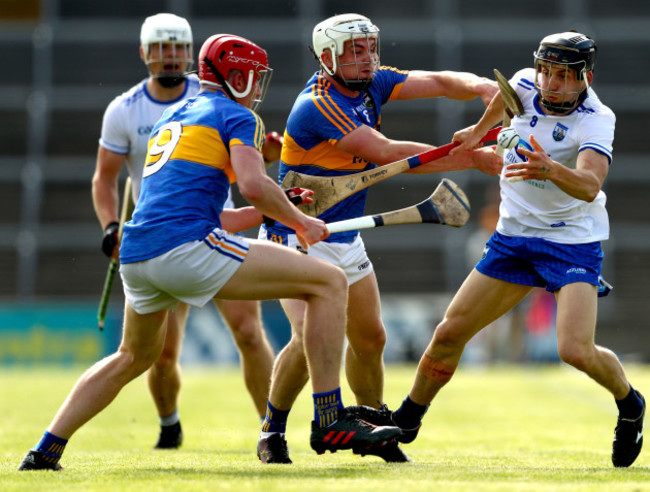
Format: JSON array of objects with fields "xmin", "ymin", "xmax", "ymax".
[
  {"xmin": 282, "ymin": 127, "xmax": 500, "ymax": 218},
  {"xmin": 326, "ymin": 178, "xmax": 470, "ymax": 233},
  {"xmin": 494, "ymin": 68, "xmax": 524, "ymax": 158},
  {"xmin": 97, "ymin": 177, "xmax": 134, "ymax": 331}
]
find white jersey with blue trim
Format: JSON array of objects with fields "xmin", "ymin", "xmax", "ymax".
[
  {"xmin": 498, "ymin": 67, "xmax": 615, "ymax": 244},
  {"xmin": 99, "ymin": 74, "xmax": 235, "ymax": 208}
]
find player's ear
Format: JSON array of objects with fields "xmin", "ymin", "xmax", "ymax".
[
  {"xmin": 321, "ymin": 49, "xmax": 334, "ymax": 71},
  {"xmin": 229, "ymin": 70, "xmax": 247, "ymax": 92}
]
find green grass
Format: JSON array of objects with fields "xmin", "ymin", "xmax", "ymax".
[{"xmin": 2, "ymin": 364, "xmax": 650, "ymax": 491}]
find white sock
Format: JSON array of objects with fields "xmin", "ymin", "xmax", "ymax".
[
  {"xmin": 259, "ymin": 431, "xmax": 283, "ymax": 439},
  {"xmin": 159, "ymin": 410, "xmax": 180, "ymax": 426}
]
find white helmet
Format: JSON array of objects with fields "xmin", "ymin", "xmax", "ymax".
[
  {"xmin": 312, "ymin": 13, "xmax": 380, "ymax": 91},
  {"xmin": 140, "ymin": 13, "xmax": 193, "ymax": 87}
]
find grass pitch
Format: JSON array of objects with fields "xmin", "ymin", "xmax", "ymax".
[{"xmin": 2, "ymin": 364, "xmax": 649, "ymax": 491}]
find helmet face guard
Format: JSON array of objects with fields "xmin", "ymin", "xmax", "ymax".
[
  {"xmin": 533, "ymin": 32, "xmax": 596, "ymax": 113},
  {"xmin": 140, "ymin": 13, "xmax": 193, "ymax": 88},
  {"xmin": 312, "ymin": 13, "xmax": 380, "ymax": 92},
  {"xmin": 199, "ymin": 34, "xmax": 272, "ymax": 111}
]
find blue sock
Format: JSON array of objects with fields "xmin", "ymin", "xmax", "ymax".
[
  {"xmin": 313, "ymin": 388, "xmax": 343, "ymax": 428},
  {"xmin": 261, "ymin": 401, "xmax": 290, "ymax": 433},
  {"xmin": 393, "ymin": 396, "xmax": 429, "ymax": 429},
  {"xmin": 616, "ymin": 385, "xmax": 644, "ymax": 419},
  {"xmin": 34, "ymin": 431, "xmax": 68, "ymax": 465}
]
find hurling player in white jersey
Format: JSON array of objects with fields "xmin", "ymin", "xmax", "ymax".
[
  {"xmin": 91, "ymin": 13, "xmax": 278, "ymax": 450},
  {"xmin": 390, "ymin": 32, "xmax": 645, "ymax": 468}
]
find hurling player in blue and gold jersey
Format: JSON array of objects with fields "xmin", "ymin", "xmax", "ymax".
[
  {"xmin": 19, "ymin": 34, "xmax": 401, "ymax": 471},
  {"xmin": 257, "ymin": 13, "xmax": 503, "ymax": 464}
]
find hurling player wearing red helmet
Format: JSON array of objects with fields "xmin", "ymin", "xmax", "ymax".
[
  {"xmin": 19, "ymin": 33, "xmax": 400, "ymax": 471},
  {"xmin": 90, "ymin": 14, "xmax": 279, "ymax": 452}
]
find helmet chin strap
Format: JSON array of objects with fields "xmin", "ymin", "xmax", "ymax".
[
  {"xmin": 309, "ymin": 45, "xmax": 375, "ymax": 92},
  {"xmin": 155, "ymin": 74, "xmax": 187, "ymax": 88},
  {"xmin": 202, "ymin": 56, "xmax": 237, "ymax": 101},
  {"xmin": 539, "ymin": 71, "xmax": 589, "ymax": 114},
  {"xmin": 539, "ymin": 89, "xmax": 587, "ymax": 113},
  {"xmin": 331, "ymin": 73, "xmax": 373, "ymax": 92}
]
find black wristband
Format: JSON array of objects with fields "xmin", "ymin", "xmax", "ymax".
[
  {"xmin": 262, "ymin": 215, "xmax": 275, "ymax": 228},
  {"xmin": 101, "ymin": 221, "xmax": 120, "ymax": 257},
  {"xmin": 263, "ymin": 189, "xmax": 304, "ymax": 228},
  {"xmin": 288, "ymin": 194, "xmax": 303, "ymax": 205}
]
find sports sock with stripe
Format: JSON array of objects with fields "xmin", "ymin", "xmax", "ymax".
[
  {"xmin": 313, "ymin": 388, "xmax": 343, "ymax": 428},
  {"xmin": 261, "ymin": 401, "xmax": 290, "ymax": 433},
  {"xmin": 34, "ymin": 431, "xmax": 68, "ymax": 465}
]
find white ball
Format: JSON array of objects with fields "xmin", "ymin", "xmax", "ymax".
[{"xmin": 497, "ymin": 127, "xmax": 520, "ymax": 149}]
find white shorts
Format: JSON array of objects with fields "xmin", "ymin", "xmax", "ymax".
[
  {"xmin": 121, "ymin": 228, "xmax": 249, "ymax": 314},
  {"xmin": 258, "ymin": 226, "xmax": 373, "ymax": 285}
]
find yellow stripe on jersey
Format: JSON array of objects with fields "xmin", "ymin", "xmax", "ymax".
[
  {"xmin": 172, "ymin": 125, "xmax": 230, "ymax": 169},
  {"xmin": 311, "ymin": 78, "xmax": 357, "ymax": 135},
  {"xmin": 388, "ymin": 81, "xmax": 405, "ymax": 101},
  {"xmin": 249, "ymin": 109, "xmax": 265, "ymax": 150},
  {"xmin": 145, "ymin": 123, "xmax": 230, "ymax": 168},
  {"xmin": 379, "ymin": 66, "xmax": 408, "ymax": 100},
  {"xmin": 318, "ymin": 78, "xmax": 357, "ymax": 132},
  {"xmin": 281, "ymin": 133, "xmax": 369, "ymax": 171}
]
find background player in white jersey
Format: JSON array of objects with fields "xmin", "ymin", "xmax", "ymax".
[
  {"xmin": 256, "ymin": 13, "xmax": 503, "ymax": 464},
  {"xmin": 388, "ymin": 31, "xmax": 645, "ymax": 468},
  {"xmin": 19, "ymin": 33, "xmax": 401, "ymax": 471},
  {"xmin": 91, "ymin": 13, "xmax": 278, "ymax": 449}
]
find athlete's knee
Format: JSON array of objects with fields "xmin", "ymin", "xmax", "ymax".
[
  {"xmin": 348, "ymin": 324, "xmax": 386, "ymax": 359},
  {"xmin": 153, "ymin": 345, "xmax": 181, "ymax": 374},
  {"xmin": 286, "ymin": 332, "xmax": 306, "ymax": 356},
  {"xmin": 115, "ymin": 346, "xmax": 159, "ymax": 380},
  {"xmin": 431, "ymin": 318, "xmax": 470, "ymax": 353},
  {"xmin": 557, "ymin": 342, "xmax": 594, "ymax": 371},
  {"xmin": 319, "ymin": 264, "xmax": 348, "ymax": 302},
  {"xmin": 366, "ymin": 327, "xmax": 387, "ymax": 354},
  {"xmin": 230, "ymin": 316, "xmax": 265, "ymax": 348}
]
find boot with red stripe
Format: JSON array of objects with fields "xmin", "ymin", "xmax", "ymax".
[{"xmin": 309, "ymin": 406, "xmax": 402, "ymax": 455}]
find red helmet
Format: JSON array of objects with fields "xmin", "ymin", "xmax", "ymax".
[{"xmin": 198, "ymin": 34, "xmax": 272, "ymax": 110}]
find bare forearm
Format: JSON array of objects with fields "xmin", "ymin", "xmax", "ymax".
[
  {"xmin": 241, "ymin": 175, "xmax": 308, "ymax": 233},
  {"xmin": 375, "ymin": 141, "xmax": 433, "ymax": 165},
  {"xmin": 220, "ymin": 207, "xmax": 263, "ymax": 233},
  {"xmin": 400, "ymin": 71, "xmax": 497, "ymax": 104},
  {"xmin": 92, "ymin": 174, "xmax": 120, "ymax": 228},
  {"xmin": 475, "ymin": 92, "xmax": 507, "ymax": 133},
  {"xmin": 407, "ymin": 151, "xmax": 474, "ymax": 174},
  {"xmin": 549, "ymin": 165, "xmax": 602, "ymax": 202},
  {"xmin": 436, "ymin": 71, "xmax": 497, "ymax": 101}
]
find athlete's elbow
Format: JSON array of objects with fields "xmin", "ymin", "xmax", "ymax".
[
  {"xmin": 579, "ymin": 185, "xmax": 601, "ymax": 203},
  {"xmin": 238, "ymin": 181, "xmax": 264, "ymax": 204}
]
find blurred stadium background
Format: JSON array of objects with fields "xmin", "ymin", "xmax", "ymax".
[{"xmin": 2, "ymin": 0, "xmax": 650, "ymax": 366}]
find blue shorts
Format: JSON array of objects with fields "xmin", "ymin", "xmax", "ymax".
[{"xmin": 476, "ymin": 232, "xmax": 603, "ymax": 293}]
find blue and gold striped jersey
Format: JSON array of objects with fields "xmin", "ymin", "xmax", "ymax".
[
  {"xmin": 120, "ymin": 90, "xmax": 265, "ymax": 263},
  {"xmin": 268, "ymin": 67, "xmax": 408, "ymax": 243}
]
